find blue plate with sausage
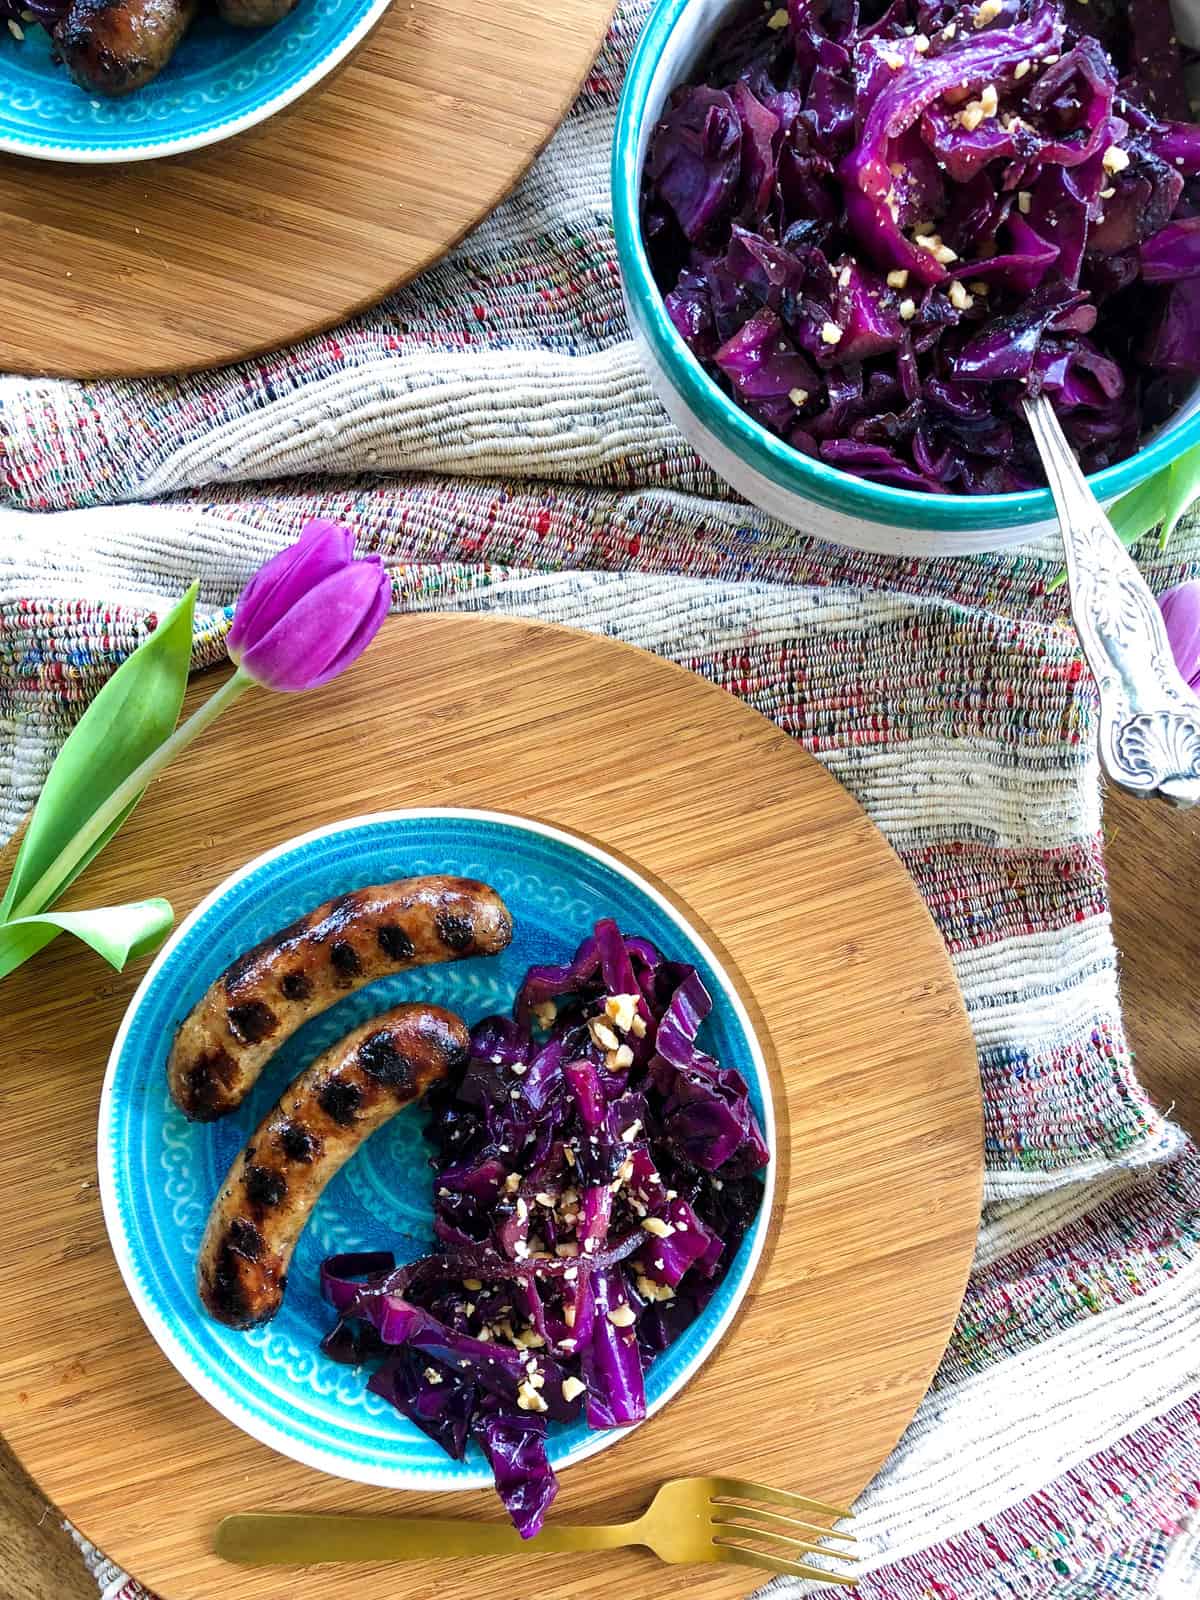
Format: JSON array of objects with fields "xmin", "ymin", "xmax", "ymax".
[
  {"xmin": 0, "ymin": 0, "xmax": 392, "ymax": 162},
  {"xmin": 97, "ymin": 808, "xmax": 775, "ymax": 1496}
]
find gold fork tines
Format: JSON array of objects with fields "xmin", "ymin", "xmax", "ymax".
[
  {"xmin": 217, "ymin": 1474, "xmax": 857, "ymax": 1584},
  {"xmin": 670, "ymin": 1476, "xmax": 857, "ymax": 1584}
]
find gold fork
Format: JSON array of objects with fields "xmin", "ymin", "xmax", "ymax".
[{"xmin": 216, "ymin": 1475, "xmax": 857, "ymax": 1584}]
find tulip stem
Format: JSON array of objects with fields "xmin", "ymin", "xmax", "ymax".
[{"xmin": 9, "ymin": 669, "xmax": 254, "ymax": 922}]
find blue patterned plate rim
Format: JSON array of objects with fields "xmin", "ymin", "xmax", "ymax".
[
  {"xmin": 0, "ymin": 0, "xmax": 395, "ymax": 163},
  {"xmin": 97, "ymin": 808, "xmax": 776, "ymax": 1489}
]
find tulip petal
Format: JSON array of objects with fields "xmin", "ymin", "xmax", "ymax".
[
  {"xmin": 306, "ymin": 567, "xmax": 394, "ymax": 689},
  {"xmin": 235, "ymin": 558, "xmax": 392, "ymax": 692},
  {"xmin": 1159, "ymin": 582, "xmax": 1200, "ymax": 693},
  {"xmin": 228, "ymin": 520, "xmax": 355, "ymax": 660}
]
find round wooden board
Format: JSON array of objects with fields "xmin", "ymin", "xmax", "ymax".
[
  {"xmin": 0, "ymin": 614, "xmax": 982, "ymax": 1599},
  {"xmin": 0, "ymin": 0, "xmax": 613, "ymax": 378}
]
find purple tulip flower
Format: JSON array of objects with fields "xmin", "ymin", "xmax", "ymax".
[
  {"xmin": 227, "ymin": 520, "xmax": 391, "ymax": 692},
  {"xmin": 1159, "ymin": 582, "xmax": 1200, "ymax": 694},
  {"xmin": 0, "ymin": 519, "xmax": 393, "ymax": 974}
]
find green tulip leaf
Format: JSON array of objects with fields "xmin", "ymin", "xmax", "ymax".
[
  {"xmin": 1046, "ymin": 447, "xmax": 1200, "ymax": 593},
  {"xmin": 1107, "ymin": 475, "xmax": 1172, "ymax": 552},
  {"xmin": 1149, "ymin": 439, "xmax": 1200, "ymax": 549},
  {"xmin": 0, "ymin": 898, "xmax": 175, "ymax": 983},
  {"xmin": 0, "ymin": 583, "xmax": 198, "ymax": 922}
]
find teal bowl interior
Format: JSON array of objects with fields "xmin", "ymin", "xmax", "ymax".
[{"xmin": 612, "ymin": 0, "xmax": 1200, "ymax": 537}]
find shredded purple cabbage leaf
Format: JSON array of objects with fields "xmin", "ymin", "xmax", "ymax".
[
  {"xmin": 641, "ymin": 0, "xmax": 1200, "ymax": 494},
  {"xmin": 0, "ymin": 0, "xmax": 68, "ymax": 31},
  {"xmin": 319, "ymin": 918, "xmax": 768, "ymax": 1538}
]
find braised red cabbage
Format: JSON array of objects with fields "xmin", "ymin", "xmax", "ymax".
[
  {"xmin": 0, "ymin": 0, "xmax": 69, "ymax": 29},
  {"xmin": 641, "ymin": 0, "xmax": 1200, "ymax": 494},
  {"xmin": 319, "ymin": 919, "xmax": 768, "ymax": 1538}
]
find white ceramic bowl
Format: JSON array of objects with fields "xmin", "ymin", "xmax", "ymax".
[{"xmin": 612, "ymin": 0, "xmax": 1200, "ymax": 556}]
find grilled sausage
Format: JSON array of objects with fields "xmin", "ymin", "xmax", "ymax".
[
  {"xmin": 54, "ymin": 0, "xmax": 197, "ymax": 97},
  {"xmin": 217, "ymin": 0, "xmax": 297, "ymax": 24},
  {"xmin": 169, "ymin": 876, "xmax": 512, "ymax": 1122},
  {"xmin": 198, "ymin": 1003, "xmax": 468, "ymax": 1329}
]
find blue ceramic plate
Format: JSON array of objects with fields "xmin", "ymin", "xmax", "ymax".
[
  {"xmin": 99, "ymin": 809, "xmax": 775, "ymax": 1489},
  {"xmin": 0, "ymin": 0, "xmax": 392, "ymax": 162}
]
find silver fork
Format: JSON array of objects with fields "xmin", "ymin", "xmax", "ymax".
[
  {"xmin": 215, "ymin": 1475, "xmax": 858, "ymax": 1584},
  {"xmin": 1023, "ymin": 393, "xmax": 1200, "ymax": 807}
]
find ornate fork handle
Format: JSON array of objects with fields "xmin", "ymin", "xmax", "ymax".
[{"xmin": 1024, "ymin": 394, "xmax": 1200, "ymax": 807}]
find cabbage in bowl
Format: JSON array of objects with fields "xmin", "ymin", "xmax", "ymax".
[{"xmin": 641, "ymin": 0, "xmax": 1200, "ymax": 495}]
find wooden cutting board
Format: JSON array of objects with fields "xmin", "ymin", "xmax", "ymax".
[
  {"xmin": 0, "ymin": 0, "xmax": 613, "ymax": 378},
  {"xmin": 0, "ymin": 613, "xmax": 982, "ymax": 1599}
]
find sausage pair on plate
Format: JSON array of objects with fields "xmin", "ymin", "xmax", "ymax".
[
  {"xmin": 173, "ymin": 876, "xmax": 513, "ymax": 1329},
  {"xmin": 55, "ymin": 0, "xmax": 299, "ymax": 100}
]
